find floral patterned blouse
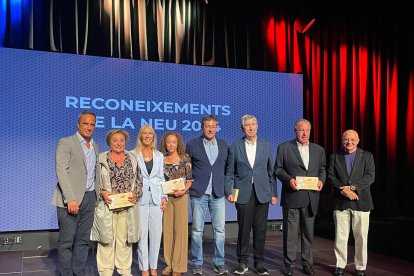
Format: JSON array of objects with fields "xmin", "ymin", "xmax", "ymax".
[
  {"xmin": 107, "ymin": 152, "xmax": 143, "ymax": 198},
  {"xmin": 163, "ymin": 154, "xmax": 193, "ymax": 183}
]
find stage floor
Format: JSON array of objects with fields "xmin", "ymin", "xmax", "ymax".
[{"xmin": 0, "ymin": 234, "xmax": 412, "ymax": 275}]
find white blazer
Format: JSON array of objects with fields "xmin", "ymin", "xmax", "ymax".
[{"xmin": 132, "ymin": 149, "xmax": 165, "ymax": 205}]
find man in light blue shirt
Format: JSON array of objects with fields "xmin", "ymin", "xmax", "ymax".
[
  {"xmin": 186, "ymin": 115, "xmax": 230, "ymax": 275},
  {"xmin": 52, "ymin": 110, "xmax": 100, "ymax": 275}
]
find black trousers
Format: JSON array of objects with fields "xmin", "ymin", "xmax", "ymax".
[
  {"xmin": 236, "ymin": 187, "xmax": 269, "ymax": 266},
  {"xmin": 282, "ymin": 206, "xmax": 315, "ymax": 267},
  {"xmin": 57, "ymin": 191, "xmax": 96, "ymax": 276}
]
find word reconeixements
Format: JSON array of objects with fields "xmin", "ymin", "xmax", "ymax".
[{"xmin": 66, "ymin": 96, "xmax": 231, "ymax": 116}]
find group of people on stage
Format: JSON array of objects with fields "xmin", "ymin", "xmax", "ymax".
[{"xmin": 52, "ymin": 110, "xmax": 375, "ymax": 276}]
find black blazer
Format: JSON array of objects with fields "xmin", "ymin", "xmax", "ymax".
[
  {"xmin": 275, "ymin": 139, "xmax": 326, "ymax": 215},
  {"xmin": 327, "ymin": 148, "xmax": 375, "ymax": 212}
]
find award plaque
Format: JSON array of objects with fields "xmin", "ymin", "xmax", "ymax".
[
  {"xmin": 161, "ymin": 178, "xmax": 185, "ymax": 194},
  {"xmin": 296, "ymin": 176, "xmax": 319, "ymax": 190},
  {"xmin": 108, "ymin": 192, "xmax": 134, "ymax": 210}
]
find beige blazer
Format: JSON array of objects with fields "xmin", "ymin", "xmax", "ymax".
[
  {"xmin": 52, "ymin": 133, "xmax": 100, "ymax": 208},
  {"xmin": 90, "ymin": 151, "xmax": 141, "ymax": 243}
]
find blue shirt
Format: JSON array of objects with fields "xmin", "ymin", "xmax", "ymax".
[
  {"xmin": 203, "ymin": 137, "xmax": 218, "ymax": 195},
  {"xmin": 344, "ymin": 150, "xmax": 357, "ymax": 176}
]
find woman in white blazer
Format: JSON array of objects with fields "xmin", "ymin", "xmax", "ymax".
[{"xmin": 132, "ymin": 125, "xmax": 167, "ymax": 276}]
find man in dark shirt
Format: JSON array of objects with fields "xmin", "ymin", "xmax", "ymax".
[{"xmin": 327, "ymin": 130, "xmax": 375, "ymax": 276}]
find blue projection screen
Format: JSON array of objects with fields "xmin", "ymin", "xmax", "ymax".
[{"xmin": 0, "ymin": 47, "xmax": 302, "ymax": 231}]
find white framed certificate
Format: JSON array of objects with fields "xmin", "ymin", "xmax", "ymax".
[
  {"xmin": 108, "ymin": 192, "xmax": 134, "ymax": 210},
  {"xmin": 161, "ymin": 178, "xmax": 185, "ymax": 194},
  {"xmin": 296, "ymin": 176, "xmax": 319, "ymax": 190}
]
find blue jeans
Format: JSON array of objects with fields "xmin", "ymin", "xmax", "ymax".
[{"xmin": 190, "ymin": 194, "xmax": 225, "ymax": 267}]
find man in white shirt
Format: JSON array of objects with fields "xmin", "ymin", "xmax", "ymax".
[
  {"xmin": 226, "ymin": 114, "xmax": 277, "ymax": 275},
  {"xmin": 275, "ymin": 119, "xmax": 326, "ymax": 276}
]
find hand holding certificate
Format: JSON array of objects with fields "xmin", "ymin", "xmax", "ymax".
[
  {"xmin": 296, "ymin": 176, "xmax": 319, "ymax": 190},
  {"xmin": 231, "ymin": 188, "xmax": 239, "ymax": 202},
  {"xmin": 161, "ymin": 178, "xmax": 185, "ymax": 194},
  {"xmin": 108, "ymin": 192, "xmax": 135, "ymax": 210}
]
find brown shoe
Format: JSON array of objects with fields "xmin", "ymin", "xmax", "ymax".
[
  {"xmin": 161, "ymin": 269, "xmax": 171, "ymax": 276},
  {"xmin": 142, "ymin": 271, "xmax": 150, "ymax": 276},
  {"xmin": 172, "ymin": 273, "xmax": 181, "ymax": 276},
  {"xmin": 150, "ymin": 269, "xmax": 158, "ymax": 276}
]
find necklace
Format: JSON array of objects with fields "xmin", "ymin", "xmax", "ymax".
[{"xmin": 142, "ymin": 150, "xmax": 152, "ymax": 162}]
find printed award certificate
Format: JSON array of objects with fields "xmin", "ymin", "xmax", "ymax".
[
  {"xmin": 296, "ymin": 176, "xmax": 319, "ymax": 190},
  {"xmin": 108, "ymin": 192, "xmax": 134, "ymax": 210},
  {"xmin": 232, "ymin": 188, "xmax": 239, "ymax": 202},
  {"xmin": 161, "ymin": 178, "xmax": 185, "ymax": 194}
]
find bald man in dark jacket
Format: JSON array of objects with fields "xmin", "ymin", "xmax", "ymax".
[{"xmin": 328, "ymin": 130, "xmax": 375, "ymax": 276}]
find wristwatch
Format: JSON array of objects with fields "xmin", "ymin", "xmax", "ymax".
[{"xmin": 350, "ymin": 185, "xmax": 356, "ymax": 191}]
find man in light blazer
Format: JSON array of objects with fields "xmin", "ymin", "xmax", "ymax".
[
  {"xmin": 225, "ymin": 114, "xmax": 277, "ymax": 276},
  {"xmin": 275, "ymin": 119, "xmax": 326, "ymax": 276},
  {"xmin": 52, "ymin": 110, "xmax": 100, "ymax": 276},
  {"xmin": 186, "ymin": 115, "xmax": 230, "ymax": 275},
  {"xmin": 328, "ymin": 130, "xmax": 375, "ymax": 276}
]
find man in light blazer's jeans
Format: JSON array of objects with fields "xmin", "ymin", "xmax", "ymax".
[{"xmin": 52, "ymin": 110, "xmax": 100, "ymax": 276}]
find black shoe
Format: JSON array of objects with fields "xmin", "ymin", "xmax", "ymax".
[
  {"xmin": 334, "ymin": 267, "xmax": 344, "ymax": 276},
  {"xmin": 302, "ymin": 264, "xmax": 314, "ymax": 275},
  {"xmin": 355, "ymin": 270, "xmax": 366, "ymax": 276},
  {"xmin": 253, "ymin": 265, "xmax": 269, "ymax": 276},
  {"xmin": 233, "ymin": 263, "xmax": 248, "ymax": 275},
  {"xmin": 192, "ymin": 266, "xmax": 202, "ymax": 275},
  {"xmin": 213, "ymin": 265, "xmax": 228, "ymax": 275},
  {"xmin": 283, "ymin": 265, "xmax": 294, "ymax": 276}
]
